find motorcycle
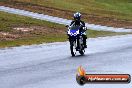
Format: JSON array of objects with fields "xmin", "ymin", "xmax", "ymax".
[{"xmin": 66, "ymin": 25, "xmax": 87, "ymax": 56}]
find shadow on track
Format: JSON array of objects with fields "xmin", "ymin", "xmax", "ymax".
[{"xmin": 69, "ymin": 54, "xmax": 89, "ymax": 59}]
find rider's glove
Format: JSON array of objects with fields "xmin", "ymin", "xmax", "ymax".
[{"xmin": 83, "ymin": 27, "xmax": 87, "ymax": 31}]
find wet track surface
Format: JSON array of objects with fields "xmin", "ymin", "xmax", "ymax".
[{"xmin": 0, "ymin": 35, "xmax": 132, "ymax": 88}]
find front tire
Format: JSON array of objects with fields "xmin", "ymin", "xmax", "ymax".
[
  {"xmin": 79, "ymin": 50, "xmax": 84, "ymax": 55},
  {"xmin": 79, "ymin": 37, "xmax": 85, "ymax": 55},
  {"xmin": 70, "ymin": 40, "xmax": 76, "ymax": 57}
]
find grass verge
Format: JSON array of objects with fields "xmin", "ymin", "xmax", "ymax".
[
  {"xmin": 0, "ymin": 0, "xmax": 132, "ymax": 28},
  {"xmin": 0, "ymin": 11, "xmax": 130, "ymax": 48}
]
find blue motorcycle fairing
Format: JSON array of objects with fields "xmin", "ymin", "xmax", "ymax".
[
  {"xmin": 67, "ymin": 25, "xmax": 82, "ymax": 36},
  {"xmin": 70, "ymin": 29, "xmax": 78, "ymax": 34}
]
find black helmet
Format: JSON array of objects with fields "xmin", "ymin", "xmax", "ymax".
[{"xmin": 74, "ymin": 12, "xmax": 81, "ymax": 21}]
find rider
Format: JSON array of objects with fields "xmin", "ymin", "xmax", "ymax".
[{"xmin": 70, "ymin": 12, "xmax": 87, "ymax": 48}]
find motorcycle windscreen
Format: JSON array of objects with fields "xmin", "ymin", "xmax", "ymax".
[{"xmin": 70, "ymin": 26, "xmax": 80, "ymax": 34}]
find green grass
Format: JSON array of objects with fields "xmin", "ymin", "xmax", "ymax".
[
  {"xmin": 0, "ymin": 29, "xmax": 128, "ymax": 48},
  {"xmin": 0, "ymin": 34, "xmax": 67, "ymax": 47},
  {"xmin": 0, "ymin": 11, "xmax": 130, "ymax": 48},
  {"xmin": 0, "ymin": 11, "xmax": 64, "ymax": 32},
  {"xmin": 5, "ymin": 0, "xmax": 132, "ymax": 21}
]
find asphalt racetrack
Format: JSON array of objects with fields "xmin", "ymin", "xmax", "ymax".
[{"xmin": 0, "ymin": 35, "xmax": 132, "ymax": 88}]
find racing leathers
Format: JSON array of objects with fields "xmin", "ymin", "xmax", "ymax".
[{"xmin": 70, "ymin": 20, "xmax": 87, "ymax": 48}]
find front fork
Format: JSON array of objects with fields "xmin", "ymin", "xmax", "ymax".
[
  {"xmin": 69, "ymin": 37, "xmax": 76, "ymax": 46},
  {"xmin": 69, "ymin": 36, "xmax": 83, "ymax": 51}
]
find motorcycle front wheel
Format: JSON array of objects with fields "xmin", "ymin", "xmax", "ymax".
[
  {"xmin": 70, "ymin": 40, "xmax": 76, "ymax": 57},
  {"xmin": 79, "ymin": 50, "xmax": 85, "ymax": 55},
  {"xmin": 79, "ymin": 37, "xmax": 85, "ymax": 55}
]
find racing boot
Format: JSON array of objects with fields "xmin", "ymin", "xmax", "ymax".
[
  {"xmin": 83, "ymin": 40, "xmax": 87, "ymax": 48},
  {"xmin": 83, "ymin": 35, "xmax": 87, "ymax": 48}
]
